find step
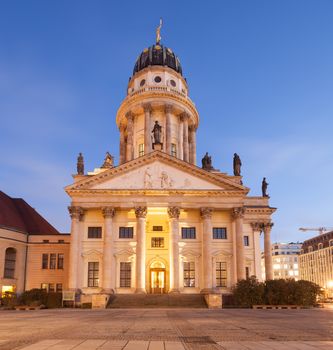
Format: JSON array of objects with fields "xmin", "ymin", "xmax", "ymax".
[{"xmin": 107, "ymin": 294, "xmax": 207, "ymax": 308}]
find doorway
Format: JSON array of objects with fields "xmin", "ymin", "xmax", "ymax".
[{"xmin": 149, "ymin": 261, "xmax": 166, "ymax": 294}]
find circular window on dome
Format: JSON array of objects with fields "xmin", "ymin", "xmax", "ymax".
[
  {"xmin": 170, "ymin": 79, "xmax": 176, "ymax": 87},
  {"xmin": 154, "ymin": 76, "xmax": 162, "ymax": 83},
  {"xmin": 140, "ymin": 79, "xmax": 146, "ymax": 87}
]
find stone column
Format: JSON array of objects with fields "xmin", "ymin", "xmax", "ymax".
[
  {"xmin": 68, "ymin": 206, "xmax": 84, "ymax": 290},
  {"xmin": 189, "ymin": 125, "xmax": 196, "ymax": 165},
  {"xmin": 232, "ymin": 207, "xmax": 246, "ymax": 281},
  {"xmin": 178, "ymin": 115, "xmax": 184, "ymax": 160},
  {"xmin": 183, "ymin": 113, "xmax": 189, "ymax": 162},
  {"xmin": 143, "ymin": 103, "xmax": 151, "ymax": 155},
  {"xmin": 119, "ymin": 125, "xmax": 126, "ymax": 165},
  {"xmin": 263, "ymin": 222, "xmax": 274, "ymax": 280},
  {"xmin": 165, "ymin": 104, "xmax": 173, "ymax": 155},
  {"xmin": 251, "ymin": 222, "xmax": 263, "ymax": 281},
  {"xmin": 168, "ymin": 206, "xmax": 180, "ymax": 293},
  {"xmin": 200, "ymin": 207, "xmax": 213, "ymax": 292},
  {"xmin": 126, "ymin": 112, "xmax": 134, "ymax": 162},
  {"xmin": 135, "ymin": 206, "xmax": 147, "ymax": 293},
  {"xmin": 102, "ymin": 207, "xmax": 116, "ymax": 293}
]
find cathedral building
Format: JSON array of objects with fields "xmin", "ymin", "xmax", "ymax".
[{"xmin": 65, "ymin": 31, "xmax": 276, "ymax": 301}]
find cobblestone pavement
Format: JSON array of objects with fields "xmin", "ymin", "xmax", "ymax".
[{"xmin": 0, "ymin": 308, "xmax": 332, "ymax": 350}]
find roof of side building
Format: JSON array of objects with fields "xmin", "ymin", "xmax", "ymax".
[{"xmin": 0, "ymin": 191, "xmax": 60, "ymax": 235}]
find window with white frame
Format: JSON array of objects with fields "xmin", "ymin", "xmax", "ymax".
[
  {"xmin": 171, "ymin": 143, "xmax": 177, "ymax": 157},
  {"xmin": 183, "ymin": 261, "xmax": 195, "ymax": 287},
  {"xmin": 88, "ymin": 262, "xmax": 99, "ymax": 287},
  {"xmin": 244, "ymin": 235, "xmax": 250, "ymax": 246},
  {"xmin": 120, "ymin": 262, "xmax": 131, "ymax": 288},
  {"xmin": 216, "ymin": 262, "xmax": 227, "ymax": 287},
  {"xmin": 139, "ymin": 143, "xmax": 144, "ymax": 157}
]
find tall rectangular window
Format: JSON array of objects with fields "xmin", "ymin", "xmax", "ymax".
[
  {"xmin": 171, "ymin": 143, "xmax": 177, "ymax": 157},
  {"xmin": 183, "ymin": 261, "xmax": 195, "ymax": 287},
  {"xmin": 56, "ymin": 283, "xmax": 63, "ymax": 292},
  {"xmin": 139, "ymin": 143, "xmax": 144, "ymax": 157},
  {"xmin": 119, "ymin": 227, "xmax": 134, "ymax": 239},
  {"xmin": 88, "ymin": 227, "xmax": 102, "ymax": 239},
  {"xmin": 4, "ymin": 248, "xmax": 16, "ymax": 279},
  {"xmin": 41, "ymin": 283, "xmax": 48, "ymax": 291},
  {"xmin": 42, "ymin": 254, "xmax": 49, "ymax": 269},
  {"xmin": 120, "ymin": 262, "xmax": 131, "ymax": 288},
  {"xmin": 245, "ymin": 267, "xmax": 250, "ymax": 279},
  {"xmin": 88, "ymin": 262, "xmax": 99, "ymax": 287},
  {"xmin": 213, "ymin": 227, "xmax": 227, "ymax": 239},
  {"xmin": 244, "ymin": 236, "xmax": 250, "ymax": 246},
  {"xmin": 151, "ymin": 237, "xmax": 164, "ymax": 248},
  {"xmin": 57, "ymin": 254, "xmax": 64, "ymax": 269},
  {"xmin": 48, "ymin": 283, "xmax": 55, "ymax": 292},
  {"xmin": 49, "ymin": 254, "xmax": 56, "ymax": 269},
  {"xmin": 181, "ymin": 227, "xmax": 196, "ymax": 239},
  {"xmin": 216, "ymin": 262, "xmax": 227, "ymax": 287}
]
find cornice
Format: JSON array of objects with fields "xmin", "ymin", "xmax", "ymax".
[{"xmin": 116, "ymin": 90, "xmax": 199, "ymax": 127}]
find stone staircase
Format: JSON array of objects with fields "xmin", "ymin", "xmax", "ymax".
[{"xmin": 107, "ymin": 293, "xmax": 207, "ymax": 308}]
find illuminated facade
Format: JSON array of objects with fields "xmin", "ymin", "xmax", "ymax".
[
  {"xmin": 65, "ymin": 35, "xmax": 276, "ymax": 299},
  {"xmin": 261, "ymin": 242, "xmax": 301, "ymax": 281},
  {"xmin": 299, "ymin": 231, "xmax": 333, "ymax": 296}
]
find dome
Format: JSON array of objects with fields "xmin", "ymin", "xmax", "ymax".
[{"xmin": 133, "ymin": 44, "xmax": 183, "ymax": 76}]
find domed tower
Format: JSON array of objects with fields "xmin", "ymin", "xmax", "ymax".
[{"xmin": 116, "ymin": 26, "xmax": 199, "ymax": 165}]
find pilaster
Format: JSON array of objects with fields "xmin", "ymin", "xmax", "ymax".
[
  {"xmin": 232, "ymin": 207, "xmax": 246, "ymax": 281},
  {"xmin": 126, "ymin": 112, "xmax": 134, "ymax": 162},
  {"xmin": 143, "ymin": 103, "xmax": 152, "ymax": 155},
  {"xmin": 200, "ymin": 207, "xmax": 213, "ymax": 293},
  {"xmin": 168, "ymin": 206, "xmax": 180, "ymax": 293},
  {"xmin": 135, "ymin": 206, "xmax": 147, "ymax": 293}
]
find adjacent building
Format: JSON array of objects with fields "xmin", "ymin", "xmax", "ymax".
[
  {"xmin": 261, "ymin": 242, "xmax": 302, "ymax": 281},
  {"xmin": 299, "ymin": 231, "xmax": 333, "ymax": 296},
  {"xmin": 0, "ymin": 191, "xmax": 70, "ymax": 296}
]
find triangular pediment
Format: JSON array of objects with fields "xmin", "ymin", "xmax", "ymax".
[{"xmin": 66, "ymin": 151, "xmax": 248, "ymax": 193}]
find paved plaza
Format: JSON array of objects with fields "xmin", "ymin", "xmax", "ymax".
[{"xmin": 0, "ymin": 308, "xmax": 332, "ymax": 350}]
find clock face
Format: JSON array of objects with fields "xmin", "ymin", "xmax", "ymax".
[{"xmin": 154, "ymin": 76, "xmax": 162, "ymax": 83}]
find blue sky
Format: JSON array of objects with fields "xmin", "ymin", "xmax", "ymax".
[{"xmin": 1, "ymin": 0, "xmax": 332, "ymax": 243}]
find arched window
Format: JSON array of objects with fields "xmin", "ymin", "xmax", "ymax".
[{"xmin": 4, "ymin": 248, "xmax": 16, "ymax": 279}]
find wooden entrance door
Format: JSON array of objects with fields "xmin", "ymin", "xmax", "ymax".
[{"xmin": 150, "ymin": 268, "xmax": 166, "ymax": 294}]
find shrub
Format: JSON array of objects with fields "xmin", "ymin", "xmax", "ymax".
[
  {"xmin": 18, "ymin": 289, "xmax": 62, "ymax": 308},
  {"xmin": 0, "ymin": 292, "xmax": 18, "ymax": 308},
  {"xmin": 232, "ymin": 278, "xmax": 321, "ymax": 307},
  {"xmin": 232, "ymin": 276, "xmax": 265, "ymax": 307}
]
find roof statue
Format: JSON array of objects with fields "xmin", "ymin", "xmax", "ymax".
[
  {"xmin": 77, "ymin": 152, "xmax": 84, "ymax": 175},
  {"xmin": 156, "ymin": 18, "xmax": 162, "ymax": 45},
  {"xmin": 262, "ymin": 177, "xmax": 269, "ymax": 197},
  {"xmin": 233, "ymin": 153, "xmax": 242, "ymax": 176},
  {"xmin": 201, "ymin": 152, "xmax": 214, "ymax": 171},
  {"xmin": 101, "ymin": 152, "xmax": 114, "ymax": 169}
]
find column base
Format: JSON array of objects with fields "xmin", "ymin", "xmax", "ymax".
[
  {"xmin": 200, "ymin": 288, "xmax": 215, "ymax": 294},
  {"xmin": 135, "ymin": 288, "xmax": 147, "ymax": 294},
  {"xmin": 101, "ymin": 288, "xmax": 115, "ymax": 294},
  {"xmin": 168, "ymin": 288, "xmax": 180, "ymax": 294}
]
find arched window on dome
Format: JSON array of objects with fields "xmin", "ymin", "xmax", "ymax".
[{"xmin": 4, "ymin": 248, "xmax": 16, "ymax": 279}]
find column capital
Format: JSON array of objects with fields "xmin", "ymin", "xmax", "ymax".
[
  {"xmin": 232, "ymin": 207, "xmax": 245, "ymax": 219},
  {"xmin": 126, "ymin": 111, "xmax": 134, "ymax": 121},
  {"xmin": 200, "ymin": 207, "xmax": 213, "ymax": 219},
  {"xmin": 143, "ymin": 103, "xmax": 152, "ymax": 113},
  {"xmin": 180, "ymin": 112, "xmax": 189, "ymax": 122},
  {"xmin": 68, "ymin": 206, "xmax": 84, "ymax": 221},
  {"xmin": 262, "ymin": 222, "xmax": 274, "ymax": 233},
  {"xmin": 165, "ymin": 104, "xmax": 173, "ymax": 114},
  {"xmin": 101, "ymin": 207, "xmax": 115, "ymax": 218},
  {"xmin": 135, "ymin": 206, "xmax": 147, "ymax": 218},
  {"xmin": 250, "ymin": 222, "xmax": 264, "ymax": 232},
  {"xmin": 168, "ymin": 206, "xmax": 180, "ymax": 219}
]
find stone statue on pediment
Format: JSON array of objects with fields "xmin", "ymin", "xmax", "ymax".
[
  {"xmin": 77, "ymin": 153, "xmax": 84, "ymax": 175},
  {"xmin": 202, "ymin": 152, "xmax": 213, "ymax": 170},
  {"xmin": 101, "ymin": 152, "xmax": 114, "ymax": 169},
  {"xmin": 233, "ymin": 153, "xmax": 242, "ymax": 176},
  {"xmin": 262, "ymin": 177, "xmax": 269, "ymax": 197}
]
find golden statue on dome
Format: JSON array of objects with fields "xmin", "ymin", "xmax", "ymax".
[{"xmin": 156, "ymin": 18, "xmax": 162, "ymax": 45}]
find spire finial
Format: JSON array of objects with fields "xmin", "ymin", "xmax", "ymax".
[{"xmin": 156, "ymin": 18, "xmax": 163, "ymax": 45}]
